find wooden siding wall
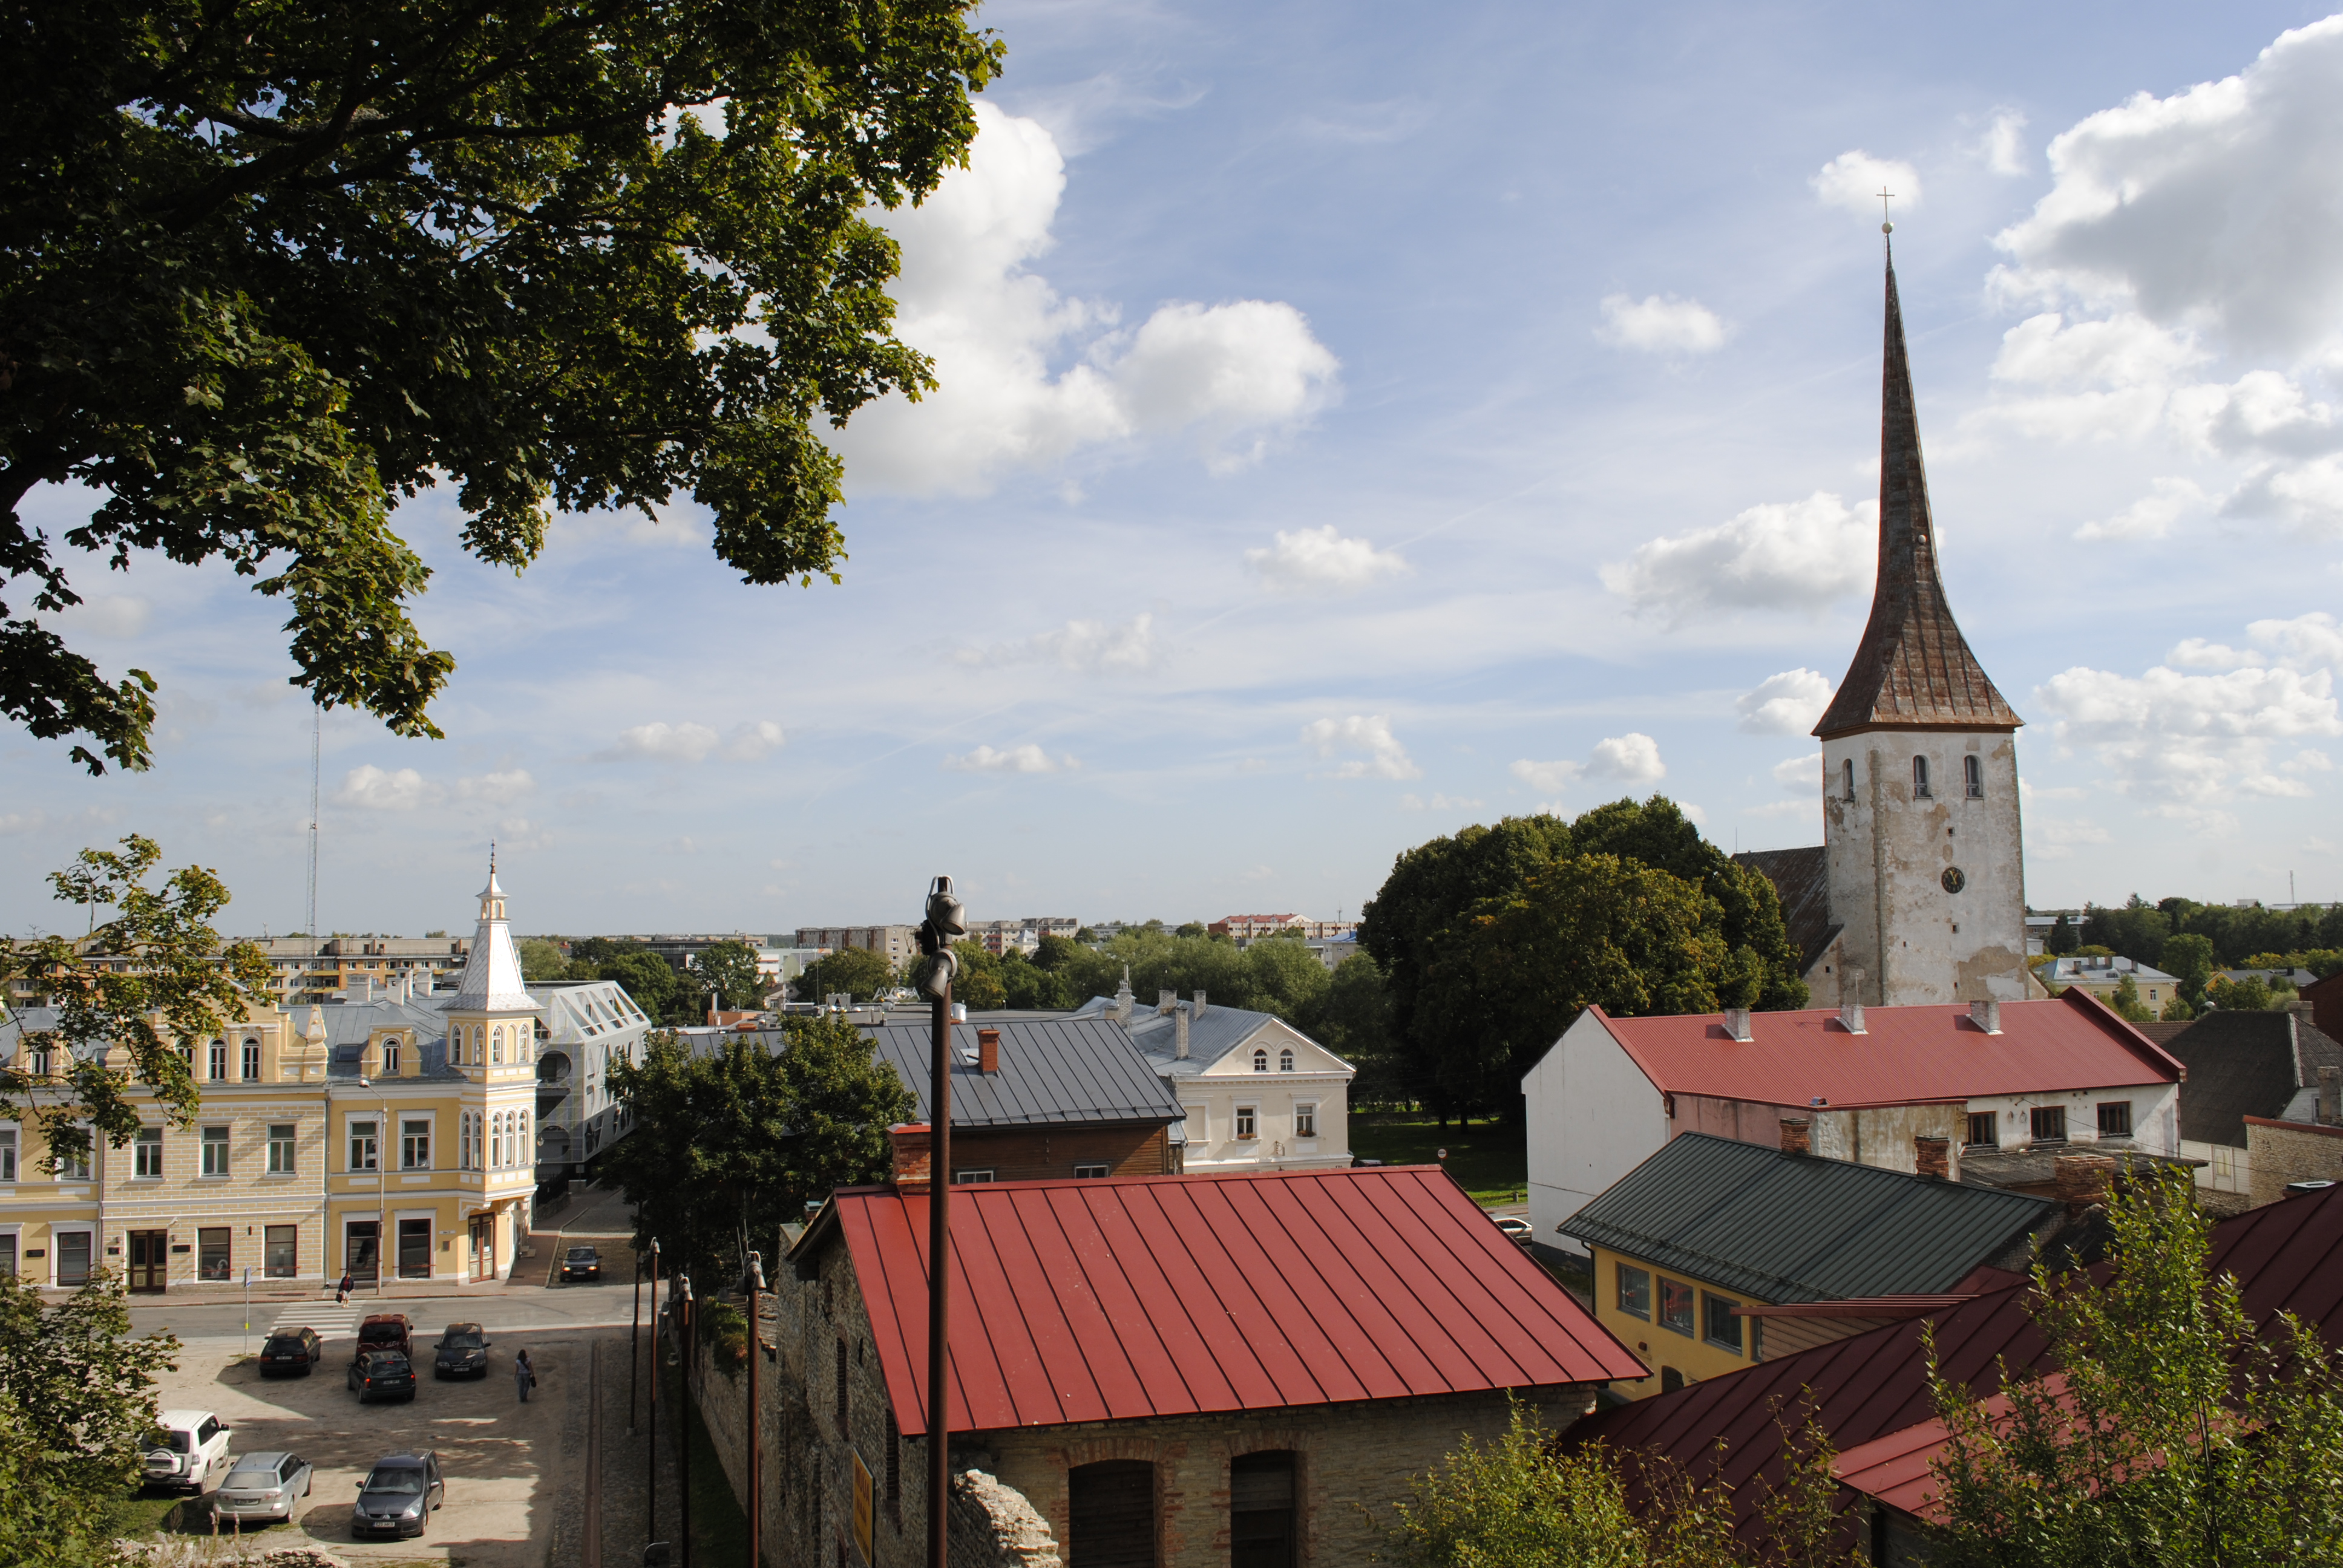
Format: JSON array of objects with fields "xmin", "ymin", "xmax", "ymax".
[{"xmin": 946, "ymin": 1125, "xmax": 1171, "ymax": 1183}]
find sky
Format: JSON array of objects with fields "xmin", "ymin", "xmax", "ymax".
[{"xmin": 7, "ymin": 1, "xmax": 2343, "ymax": 938}]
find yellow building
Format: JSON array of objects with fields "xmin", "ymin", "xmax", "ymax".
[{"xmin": 1, "ymin": 863, "xmax": 557, "ymax": 1292}]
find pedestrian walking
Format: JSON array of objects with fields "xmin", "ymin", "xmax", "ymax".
[
  {"xmin": 336, "ymin": 1272, "xmax": 353, "ymax": 1305},
  {"xmin": 514, "ymin": 1348, "xmax": 537, "ymax": 1403}
]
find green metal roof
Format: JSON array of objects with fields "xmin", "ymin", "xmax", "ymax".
[{"xmin": 1560, "ymin": 1132, "xmax": 2056, "ymax": 1304}]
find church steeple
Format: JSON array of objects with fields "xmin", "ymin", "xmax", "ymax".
[
  {"xmin": 451, "ymin": 851, "xmax": 539, "ymax": 1016},
  {"xmin": 1813, "ymin": 241, "xmax": 2022, "ymax": 740}
]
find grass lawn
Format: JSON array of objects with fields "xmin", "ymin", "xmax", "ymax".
[
  {"xmin": 1348, "ymin": 1112, "xmax": 1527, "ymax": 1206},
  {"xmin": 103, "ymin": 1491, "xmax": 185, "ymax": 1537}
]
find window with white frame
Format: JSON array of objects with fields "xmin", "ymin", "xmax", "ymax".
[
  {"xmin": 267, "ymin": 1123, "xmax": 296, "ymax": 1174},
  {"xmin": 491, "ymin": 1026, "xmax": 504, "ymax": 1065},
  {"xmin": 134, "ymin": 1126, "xmax": 163, "ymax": 1178},
  {"xmin": 200, "ymin": 1125, "xmax": 229, "ymax": 1177},
  {"xmin": 1235, "ymin": 1104, "xmax": 1258, "ymax": 1140},
  {"xmin": 208, "ymin": 1039, "xmax": 229, "ymax": 1080},
  {"xmin": 1252, "ymin": 1048, "xmax": 1268, "ymax": 1072},
  {"xmin": 1912, "ymin": 755, "xmax": 1932, "ymax": 798},
  {"xmin": 350, "ymin": 1118, "xmax": 379, "ymax": 1172},
  {"xmin": 401, "ymin": 1118, "xmax": 431, "ymax": 1170},
  {"xmin": 1964, "ymin": 754, "xmax": 1983, "ymax": 799},
  {"xmin": 0, "ymin": 1128, "xmax": 15, "ymax": 1182},
  {"xmin": 1279, "ymin": 1048, "xmax": 1294, "ymax": 1072},
  {"xmin": 60, "ymin": 1135, "xmax": 91, "ymax": 1181},
  {"xmin": 382, "ymin": 1036, "xmax": 402, "ymax": 1076},
  {"xmin": 1294, "ymin": 1102, "xmax": 1317, "ymax": 1138},
  {"xmin": 241, "ymin": 1039, "xmax": 261, "ymax": 1080}
]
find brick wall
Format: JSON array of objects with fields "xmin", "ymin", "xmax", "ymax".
[
  {"xmin": 945, "ymin": 1125, "xmax": 1169, "ymax": 1183},
  {"xmin": 2245, "ymin": 1116, "xmax": 2343, "ymax": 1205}
]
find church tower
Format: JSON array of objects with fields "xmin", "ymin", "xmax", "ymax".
[
  {"xmin": 1814, "ymin": 241, "xmax": 2029, "ymax": 1007},
  {"xmin": 444, "ymin": 856, "xmax": 542, "ymax": 1088}
]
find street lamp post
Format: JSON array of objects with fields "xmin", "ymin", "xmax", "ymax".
[
  {"xmin": 646, "ymin": 1238, "xmax": 662, "ymax": 1558},
  {"xmin": 678, "ymin": 1272, "xmax": 695, "ymax": 1568},
  {"xmin": 355, "ymin": 1076, "xmax": 392, "ymax": 1291},
  {"xmin": 742, "ymin": 1252, "xmax": 766, "ymax": 1568},
  {"xmin": 916, "ymin": 875, "xmax": 965, "ymax": 1568}
]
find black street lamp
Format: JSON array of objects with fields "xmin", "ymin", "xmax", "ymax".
[
  {"xmin": 741, "ymin": 1251, "xmax": 767, "ymax": 1568},
  {"xmin": 916, "ymin": 875, "xmax": 965, "ymax": 1568}
]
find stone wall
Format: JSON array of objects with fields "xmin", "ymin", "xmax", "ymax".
[
  {"xmin": 2245, "ymin": 1116, "xmax": 2343, "ymax": 1206},
  {"xmin": 945, "ymin": 1123, "xmax": 1169, "ymax": 1183}
]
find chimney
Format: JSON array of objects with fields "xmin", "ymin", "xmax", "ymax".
[
  {"xmin": 1915, "ymin": 1135, "xmax": 1951, "ymax": 1180},
  {"xmin": 1158, "ymin": 989, "xmax": 1177, "ymax": 1015},
  {"xmin": 1174, "ymin": 1004, "xmax": 1190, "ymax": 1060},
  {"xmin": 1840, "ymin": 965, "xmax": 1866, "ymax": 1034},
  {"xmin": 1723, "ymin": 1007, "xmax": 1753, "ymax": 1042},
  {"xmin": 2321, "ymin": 1065, "xmax": 2339, "ymax": 1128},
  {"xmin": 1193, "ymin": 989, "xmax": 1207, "ymax": 1021},
  {"xmin": 1968, "ymin": 999, "xmax": 2002, "ymax": 1035},
  {"xmin": 889, "ymin": 1123, "xmax": 933, "ymax": 1189},
  {"xmin": 977, "ymin": 1027, "xmax": 1000, "ymax": 1075},
  {"xmin": 1780, "ymin": 1117, "xmax": 1812, "ymax": 1157},
  {"xmin": 2054, "ymin": 1153, "xmax": 2117, "ymax": 1215}
]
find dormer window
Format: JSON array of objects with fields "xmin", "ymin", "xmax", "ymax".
[
  {"xmin": 1279, "ymin": 1048, "xmax": 1295, "ymax": 1073},
  {"xmin": 1964, "ymin": 755, "xmax": 1983, "ymax": 798},
  {"xmin": 1912, "ymin": 756, "xmax": 1932, "ymax": 798},
  {"xmin": 1253, "ymin": 1048, "xmax": 1268, "ymax": 1073},
  {"xmin": 1841, "ymin": 759, "xmax": 1855, "ymax": 801},
  {"xmin": 242, "ymin": 1039, "xmax": 261, "ymax": 1080},
  {"xmin": 382, "ymin": 1037, "xmax": 402, "ymax": 1076}
]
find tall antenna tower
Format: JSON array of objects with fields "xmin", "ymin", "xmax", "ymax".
[{"xmin": 307, "ymin": 703, "xmax": 321, "ymax": 949}]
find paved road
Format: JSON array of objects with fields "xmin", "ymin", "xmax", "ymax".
[{"xmin": 132, "ymin": 1279, "xmax": 647, "ymax": 1353}]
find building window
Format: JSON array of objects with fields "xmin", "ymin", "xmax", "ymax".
[
  {"xmin": 1965, "ymin": 1111, "xmax": 1997, "ymax": 1148},
  {"xmin": 1912, "ymin": 756, "xmax": 1932, "ymax": 798},
  {"xmin": 1252, "ymin": 1048, "xmax": 1268, "ymax": 1073},
  {"xmin": 952, "ymin": 1169, "xmax": 997, "ymax": 1184},
  {"xmin": 1294, "ymin": 1102, "xmax": 1317, "ymax": 1138},
  {"xmin": 382, "ymin": 1037, "xmax": 401, "ymax": 1076},
  {"xmin": 264, "ymin": 1224, "xmax": 298, "ymax": 1279},
  {"xmin": 198, "ymin": 1227, "xmax": 231, "ymax": 1281},
  {"xmin": 241, "ymin": 1039, "xmax": 261, "ymax": 1080},
  {"xmin": 1616, "ymin": 1262, "xmax": 1651, "ymax": 1319},
  {"xmin": 1235, "ymin": 1105, "xmax": 1258, "ymax": 1140},
  {"xmin": 1703, "ymin": 1292, "xmax": 1744, "ymax": 1354},
  {"xmin": 1841, "ymin": 758, "xmax": 1855, "ymax": 800},
  {"xmin": 2097, "ymin": 1101, "xmax": 2133, "ymax": 1138},
  {"xmin": 60, "ymin": 1139, "xmax": 91, "ymax": 1181},
  {"xmin": 1228, "ymin": 1453, "xmax": 1294, "ymax": 1568},
  {"xmin": 2030, "ymin": 1106, "xmax": 2068, "ymax": 1144},
  {"xmin": 836, "ymin": 1339, "xmax": 850, "ymax": 1434},
  {"xmin": 268, "ymin": 1123, "xmax": 297, "ymax": 1174},
  {"xmin": 1279, "ymin": 1048, "xmax": 1294, "ymax": 1072},
  {"xmin": 1964, "ymin": 755, "xmax": 1983, "ymax": 798},
  {"xmin": 134, "ymin": 1127, "xmax": 164, "ymax": 1178},
  {"xmin": 350, "ymin": 1119, "xmax": 379, "ymax": 1172},
  {"xmin": 402, "ymin": 1119, "xmax": 431, "ymax": 1170},
  {"xmin": 200, "ymin": 1126, "xmax": 230, "ymax": 1177},
  {"xmin": 56, "ymin": 1230, "xmax": 91, "ymax": 1285},
  {"xmin": 1072, "ymin": 1163, "xmax": 1109, "ymax": 1178},
  {"xmin": 0, "ymin": 1129, "xmax": 15, "ymax": 1183},
  {"xmin": 491, "ymin": 1027, "xmax": 504, "ymax": 1067},
  {"xmin": 208, "ymin": 1040, "xmax": 229, "ymax": 1081},
  {"xmin": 885, "ymin": 1410, "xmax": 902, "ymax": 1523},
  {"xmin": 1659, "ymin": 1277, "xmax": 1695, "ymax": 1336}
]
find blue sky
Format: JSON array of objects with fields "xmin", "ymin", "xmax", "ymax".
[{"xmin": 8, "ymin": 1, "xmax": 2343, "ymax": 937}]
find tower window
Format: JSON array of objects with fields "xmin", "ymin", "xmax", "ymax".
[
  {"xmin": 1841, "ymin": 759, "xmax": 1855, "ymax": 801},
  {"xmin": 1964, "ymin": 755, "xmax": 1982, "ymax": 798},
  {"xmin": 1912, "ymin": 756, "xmax": 1932, "ymax": 798}
]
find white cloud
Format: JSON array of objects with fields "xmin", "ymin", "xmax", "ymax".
[
  {"xmin": 2027, "ymin": 817, "xmax": 2114, "ymax": 860},
  {"xmin": 1993, "ymin": 16, "xmax": 2343, "ymax": 359},
  {"xmin": 1736, "ymin": 669, "xmax": 1835, "ymax": 735},
  {"xmin": 1400, "ymin": 793, "xmax": 1485, "ymax": 812},
  {"xmin": 945, "ymin": 743, "xmax": 1076, "ymax": 774},
  {"xmin": 1980, "ymin": 109, "xmax": 2030, "ymax": 176},
  {"xmin": 2229, "ymin": 454, "xmax": 2343, "ymax": 534},
  {"xmin": 335, "ymin": 765, "xmax": 442, "ymax": 811},
  {"xmin": 1594, "ymin": 294, "xmax": 1729, "ymax": 354},
  {"xmin": 1244, "ymin": 527, "xmax": 1410, "ymax": 595},
  {"xmin": 1812, "ymin": 150, "xmax": 1921, "ymax": 217},
  {"xmin": 591, "ymin": 720, "xmax": 781, "ymax": 764},
  {"xmin": 958, "ymin": 615, "xmax": 1161, "ymax": 674},
  {"xmin": 2250, "ymin": 610, "xmax": 2343, "ymax": 671},
  {"xmin": 1602, "ymin": 492, "xmax": 1873, "ymax": 621},
  {"xmin": 2284, "ymin": 748, "xmax": 2335, "ymax": 775},
  {"xmin": 2076, "ymin": 477, "xmax": 2210, "ymax": 541},
  {"xmin": 1300, "ymin": 714, "xmax": 1421, "ymax": 780},
  {"xmin": 828, "ymin": 103, "xmax": 1339, "ymax": 495},
  {"xmin": 1772, "ymin": 753, "xmax": 1822, "ymax": 791},
  {"xmin": 1510, "ymin": 733, "xmax": 1666, "ymax": 797},
  {"xmin": 1990, "ymin": 313, "xmax": 2205, "ymax": 390},
  {"xmin": 2168, "ymin": 638, "xmax": 2261, "ymax": 670},
  {"xmin": 455, "ymin": 769, "xmax": 536, "ymax": 805}
]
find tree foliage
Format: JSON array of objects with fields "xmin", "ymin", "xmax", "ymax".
[
  {"xmin": 4, "ymin": 2, "xmax": 1002, "ymax": 771},
  {"xmin": 0, "ymin": 1266, "xmax": 180, "ymax": 1564},
  {"xmin": 516, "ymin": 936, "xmax": 569, "ymax": 983},
  {"xmin": 1, "ymin": 835, "xmax": 267, "ymax": 1170},
  {"xmin": 793, "ymin": 945, "xmax": 897, "ymax": 1004},
  {"xmin": 2080, "ymin": 896, "xmax": 2343, "ymax": 973},
  {"xmin": 693, "ymin": 939, "xmax": 765, "ymax": 1010},
  {"xmin": 594, "ymin": 949, "xmax": 693, "ymax": 1025},
  {"xmin": 1927, "ymin": 1166, "xmax": 2343, "ymax": 1567},
  {"xmin": 603, "ymin": 1019, "xmax": 913, "ymax": 1284}
]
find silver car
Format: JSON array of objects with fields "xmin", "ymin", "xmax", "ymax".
[{"xmin": 211, "ymin": 1451, "xmax": 313, "ymax": 1529}]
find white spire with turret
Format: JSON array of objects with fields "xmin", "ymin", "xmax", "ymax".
[{"xmin": 451, "ymin": 849, "xmax": 541, "ymax": 1014}]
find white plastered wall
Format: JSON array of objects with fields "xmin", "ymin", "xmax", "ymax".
[{"xmin": 1524, "ymin": 1011, "xmax": 1667, "ymax": 1255}]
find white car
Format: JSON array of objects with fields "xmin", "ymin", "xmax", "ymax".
[{"xmin": 143, "ymin": 1410, "xmax": 232, "ymax": 1494}]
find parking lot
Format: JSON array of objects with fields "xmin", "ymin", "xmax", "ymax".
[{"xmin": 149, "ymin": 1319, "xmax": 601, "ymax": 1564}]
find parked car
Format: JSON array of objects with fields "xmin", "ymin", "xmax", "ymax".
[
  {"xmin": 212, "ymin": 1451, "xmax": 313, "ymax": 1529},
  {"xmin": 560, "ymin": 1246, "xmax": 601, "ymax": 1282},
  {"xmin": 1492, "ymin": 1215, "xmax": 1535, "ymax": 1247},
  {"xmin": 353, "ymin": 1451, "xmax": 445, "ymax": 1540},
  {"xmin": 258, "ymin": 1327, "xmax": 323, "ymax": 1377},
  {"xmin": 355, "ymin": 1313, "xmax": 414, "ymax": 1359},
  {"xmin": 142, "ymin": 1410, "xmax": 232, "ymax": 1494},
  {"xmin": 433, "ymin": 1322, "xmax": 491, "ymax": 1379},
  {"xmin": 349, "ymin": 1348, "xmax": 418, "ymax": 1403}
]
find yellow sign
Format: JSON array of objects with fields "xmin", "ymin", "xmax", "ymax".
[{"xmin": 852, "ymin": 1449, "xmax": 874, "ymax": 1562}]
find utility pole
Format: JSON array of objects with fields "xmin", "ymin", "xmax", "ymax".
[{"xmin": 916, "ymin": 875, "xmax": 965, "ymax": 1568}]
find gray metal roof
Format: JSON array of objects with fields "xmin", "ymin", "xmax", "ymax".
[
  {"xmin": 286, "ymin": 1000, "xmax": 464, "ymax": 1080},
  {"xmin": 858, "ymin": 1018, "xmax": 1184, "ymax": 1129},
  {"xmin": 2166, "ymin": 1009, "xmax": 2343, "ymax": 1148},
  {"xmin": 1560, "ymin": 1132, "xmax": 2056, "ymax": 1304}
]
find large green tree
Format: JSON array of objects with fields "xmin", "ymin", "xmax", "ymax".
[
  {"xmin": 693, "ymin": 939, "xmax": 765, "ymax": 1010},
  {"xmin": 595, "ymin": 948, "xmax": 690, "ymax": 1025},
  {"xmin": 1, "ymin": 834, "xmax": 268, "ymax": 1171},
  {"xmin": 794, "ymin": 945, "xmax": 896, "ymax": 1004},
  {"xmin": 3, "ymin": 2, "xmax": 1001, "ymax": 772},
  {"xmin": 604, "ymin": 1019, "xmax": 912, "ymax": 1282}
]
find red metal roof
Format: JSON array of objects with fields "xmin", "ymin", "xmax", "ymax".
[
  {"xmin": 1593, "ymin": 987, "xmax": 2181, "ymax": 1108},
  {"xmin": 1568, "ymin": 1182, "xmax": 2343, "ymax": 1547},
  {"xmin": 802, "ymin": 1166, "xmax": 1647, "ymax": 1438}
]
